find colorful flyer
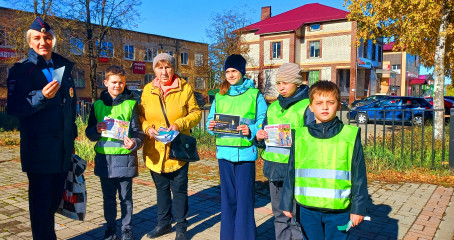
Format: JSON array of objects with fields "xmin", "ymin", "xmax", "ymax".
[
  {"xmin": 212, "ymin": 113, "xmax": 241, "ymax": 135},
  {"xmin": 264, "ymin": 123, "xmax": 292, "ymax": 147},
  {"xmin": 101, "ymin": 117, "xmax": 130, "ymax": 140},
  {"xmin": 153, "ymin": 127, "xmax": 179, "ymax": 144}
]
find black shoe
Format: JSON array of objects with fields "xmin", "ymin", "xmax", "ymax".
[
  {"xmin": 175, "ymin": 231, "xmax": 187, "ymax": 240},
  {"xmin": 121, "ymin": 229, "xmax": 133, "ymax": 240},
  {"xmin": 104, "ymin": 228, "xmax": 117, "ymax": 240},
  {"xmin": 146, "ymin": 225, "xmax": 172, "ymax": 239}
]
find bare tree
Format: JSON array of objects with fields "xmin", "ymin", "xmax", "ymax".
[{"xmin": 205, "ymin": 10, "xmax": 251, "ymax": 90}]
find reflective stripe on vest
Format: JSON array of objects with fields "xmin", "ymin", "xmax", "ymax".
[
  {"xmin": 261, "ymin": 99, "xmax": 309, "ymax": 163},
  {"xmin": 294, "ymin": 125, "xmax": 358, "ymax": 210},
  {"xmin": 215, "ymin": 88, "xmax": 259, "ymax": 147},
  {"xmin": 93, "ymin": 99, "xmax": 136, "ymax": 155}
]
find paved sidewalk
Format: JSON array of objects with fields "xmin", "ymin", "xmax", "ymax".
[{"xmin": 0, "ymin": 146, "xmax": 453, "ymax": 240}]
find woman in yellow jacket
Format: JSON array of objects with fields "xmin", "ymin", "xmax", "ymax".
[{"xmin": 139, "ymin": 53, "xmax": 202, "ymax": 240}]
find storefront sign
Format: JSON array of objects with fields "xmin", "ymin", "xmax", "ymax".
[
  {"xmin": 98, "ymin": 57, "xmax": 109, "ymax": 63},
  {"xmin": 407, "ymin": 72, "xmax": 418, "ymax": 79},
  {"xmin": 0, "ymin": 48, "xmax": 17, "ymax": 59},
  {"xmin": 132, "ymin": 61, "xmax": 146, "ymax": 74},
  {"xmin": 357, "ymin": 57, "xmax": 372, "ymax": 68}
]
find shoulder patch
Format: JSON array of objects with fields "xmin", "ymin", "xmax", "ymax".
[{"xmin": 18, "ymin": 58, "xmax": 28, "ymax": 63}]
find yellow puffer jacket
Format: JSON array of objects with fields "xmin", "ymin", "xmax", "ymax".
[{"xmin": 139, "ymin": 77, "xmax": 202, "ymax": 173}]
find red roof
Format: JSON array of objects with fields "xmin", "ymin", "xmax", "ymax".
[{"xmin": 244, "ymin": 3, "xmax": 349, "ymax": 35}]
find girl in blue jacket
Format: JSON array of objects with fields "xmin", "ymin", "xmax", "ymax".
[{"xmin": 207, "ymin": 54, "xmax": 267, "ymax": 240}]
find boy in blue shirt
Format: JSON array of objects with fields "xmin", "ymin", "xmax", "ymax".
[
  {"xmin": 281, "ymin": 81, "xmax": 368, "ymax": 240},
  {"xmin": 86, "ymin": 65, "xmax": 144, "ymax": 240}
]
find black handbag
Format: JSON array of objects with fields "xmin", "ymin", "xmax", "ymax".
[{"xmin": 158, "ymin": 97, "xmax": 200, "ymax": 162}]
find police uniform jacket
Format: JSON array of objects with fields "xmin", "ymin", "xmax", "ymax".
[{"xmin": 7, "ymin": 49, "xmax": 77, "ymax": 173}]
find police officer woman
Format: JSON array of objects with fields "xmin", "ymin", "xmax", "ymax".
[{"xmin": 6, "ymin": 16, "xmax": 77, "ymax": 240}]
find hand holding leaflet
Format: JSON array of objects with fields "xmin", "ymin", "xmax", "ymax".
[{"xmin": 153, "ymin": 127, "xmax": 179, "ymax": 144}]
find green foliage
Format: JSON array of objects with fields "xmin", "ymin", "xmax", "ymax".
[
  {"xmin": 446, "ymin": 85, "xmax": 454, "ymax": 96},
  {"xmin": 74, "ymin": 116, "xmax": 96, "ymax": 163},
  {"xmin": 191, "ymin": 127, "xmax": 216, "ymax": 151},
  {"xmin": 364, "ymin": 125, "xmax": 449, "ymax": 171},
  {"xmin": 0, "ymin": 112, "xmax": 19, "ymax": 131}
]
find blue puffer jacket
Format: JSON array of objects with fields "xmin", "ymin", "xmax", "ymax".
[{"xmin": 206, "ymin": 78, "xmax": 267, "ymax": 162}]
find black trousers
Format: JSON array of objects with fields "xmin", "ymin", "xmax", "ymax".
[
  {"xmin": 150, "ymin": 163, "xmax": 189, "ymax": 232},
  {"xmin": 27, "ymin": 172, "xmax": 67, "ymax": 240}
]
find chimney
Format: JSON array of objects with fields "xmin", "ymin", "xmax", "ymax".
[{"xmin": 261, "ymin": 6, "xmax": 271, "ymax": 21}]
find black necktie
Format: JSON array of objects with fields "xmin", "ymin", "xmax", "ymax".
[{"xmin": 47, "ymin": 61, "xmax": 53, "ymax": 70}]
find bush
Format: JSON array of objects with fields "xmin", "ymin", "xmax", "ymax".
[
  {"xmin": 191, "ymin": 127, "xmax": 216, "ymax": 151},
  {"xmin": 74, "ymin": 116, "xmax": 96, "ymax": 163},
  {"xmin": 0, "ymin": 111, "xmax": 19, "ymax": 131}
]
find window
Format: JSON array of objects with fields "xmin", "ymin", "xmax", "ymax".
[
  {"xmin": 96, "ymin": 41, "xmax": 114, "ymax": 58},
  {"xmin": 378, "ymin": 45, "xmax": 383, "ymax": 62},
  {"xmin": 362, "ymin": 41, "xmax": 368, "ymax": 58},
  {"xmin": 0, "ymin": 30, "xmax": 8, "ymax": 46},
  {"xmin": 144, "ymin": 74, "xmax": 155, "ymax": 85},
  {"xmin": 97, "ymin": 71, "xmax": 105, "ymax": 88},
  {"xmin": 195, "ymin": 54, "xmax": 204, "ymax": 66},
  {"xmin": 392, "ymin": 64, "xmax": 401, "ymax": 70},
  {"xmin": 70, "ymin": 38, "xmax": 84, "ymax": 55},
  {"xmin": 309, "ymin": 41, "xmax": 320, "ymax": 58},
  {"xmin": 144, "ymin": 48, "xmax": 157, "ymax": 62},
  {"xmin": 72, "ymin": 68, "xmax": 85, "ymax": 88},
  {"xmin": 0, "ymin": 65, "xmax": 7, "ymax": 86},
  {"xmin": 272, "ymin": 42, "xmax": 281, "ymax": 59},
  {"xmin": 181, "ymin": 76, "xmax": 188, "ymax": 82},
  {"xmin": 124, "ymin": 45, "xmax": 134, "ymax": 60},
  {"xmin": 310, "ymin": 24, "xmax": 321, "ymax": 31},
  {"xmin": 181, "ymin": 52, "xmax": 189, "ymax": 65},
  {"xmin": 372, "ymin": 43, "xmax": 376, "ymax": 60},
  {"xmin": 168, "ymin": 51, "xmax": 173, "ymax": 56},
  {"xmin": 308, "ymin": 70, "xmax": 319, "ymax": 86},
  {"xmin": 195, "ymin": 77, "xmax": 205, "ymax": 90}
]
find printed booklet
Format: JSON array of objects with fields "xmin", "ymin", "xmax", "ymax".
[
  {"xmin": 152, "ymin": 127, "xmax": 179, "ymax": 144},
  {"xmin": 101, "ymin": 117, "xmax": 130, "ymax": 140},
  {"xmin": 212, "ymin": 113, "xmax": 241, "ymax": 135},
  {"xmin": 264, "ymin": 124, "xmax": 292, "ymax": 147}
]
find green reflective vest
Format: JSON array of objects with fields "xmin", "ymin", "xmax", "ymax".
[
  {"xmin": 261, "ymin": 99, "xmax": 309, "ymax": 163},
  {"xmin": 215, "ymin": 88, "xmax": 259, "ymax": 147},
  {"xmin": 294, "ymin": 125, "xmax": 358, "ymax": 210},
  {"xmin": 94, "ymin": 99, "xmax": 136, "ymax": 155}
]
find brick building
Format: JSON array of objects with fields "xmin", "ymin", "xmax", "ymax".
[
  {"xmin": 0, "ymin": 7, "xmax": 208, "ymax": 103},
  {"xmin": 241, "ymin": 3, "xmax": 383, "ymax": 103}
]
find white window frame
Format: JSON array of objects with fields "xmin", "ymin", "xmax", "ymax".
[
  {"xmin": 0, "ymin": 30, "xmax": 9, "ymax": 47},
  {"xmin": 70, "ymin": 37, "xmax": 84, "ymax": 55},
  {"xmin": 195, "ymin": 54, "xmax": 203, "ymax": 66},
  {"xmin": 195, "ymin": 77, "xmax": 205, "ymax": 90},
  {"xmin": 144, "ymin": 74, "xmax": 155, "ymax": 85},
  {"xmin": 144, "ymin": 48, "xmax": 157, "ymax": 62},
  {"xmin": 96, "ymin": 41, "xmax": 114, "ymax": 58},
  {"xmin": 181, "ymin": 52, "xmax": 189, "ymax": 65},
  {"xmin": 309, "ymin": 41, "xmax": 320, "ymax": 58},
  {"xmin": 272, "ymin": 42, "xmax": 281, "ymax": 59},
  {"xmin": 72, "ymin": 68, "xmax": 85, "ymax": 88},
  {"xmin": 124, "ymin": 44, "xmax": 135, "ymax": 60},
  {"xmin": 97, "ymin": 71, "xmax": 106, "ymax": 88}
]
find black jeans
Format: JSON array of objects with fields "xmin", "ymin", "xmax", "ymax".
[
  {"xmin": 99, "ymin": 177, "xmax": 133, "ymax": 231},
  {"xmin": 150, "ymin": 163, "xmax": 189, "ymax": 232},
  {"xmin": 27, "ymin": 172, "xmax": 67, "ymax": 240}
]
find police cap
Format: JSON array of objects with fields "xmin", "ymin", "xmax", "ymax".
[{"xmin": 29, "ymin": 16, "xmax": 51, "ymax": 33}]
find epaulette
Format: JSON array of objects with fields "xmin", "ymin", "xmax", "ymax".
[{"xmin": 17, "ymin": 58, "xmax": 28, "ymax": 63}]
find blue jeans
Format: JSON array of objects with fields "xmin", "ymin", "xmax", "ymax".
[
  {"xmin": 299, "ymin": 206, "xmax": 350, "ymax": 240},
  {"xmin": 218, "ymin": 159, "xmax": 256, "ymax": 240},
  {"xmin": 99, "ymin": 177, "xmax": 133, "ymax": 231},
  {"xmin": 150, "ymin": 163, "xmax": 189, "ymax": 232}
]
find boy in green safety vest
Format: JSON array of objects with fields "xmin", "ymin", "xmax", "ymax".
[
  {"xmin": 85, "ymin": 65, "xmax": 144, "ymax": 240},
  {"xmin": 255, "ymin": 63, "xmax": 313, "ymax": 240},
  {"xmin": 280, "ymin": 81, "xmax": 368, "ymax": 240}
]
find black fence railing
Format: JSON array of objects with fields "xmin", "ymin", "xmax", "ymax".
[{"xmin": 2, "ymin": 102, "xmax": 451, "ymax": 170}]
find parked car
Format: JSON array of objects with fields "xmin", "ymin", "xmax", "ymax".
[
  {"xmin": 347, "ymin": 97, "xmax": 433, "ymax": 125},
  {"xmin": 130, "ymin": 89, "xmax": 143, "ymax": 104},
  {"xmin": 424, "ymin": 97, "xmax": 454, "ymax": 115},
  {"xmin": 351, "ymin": 95, "xmax": 390, "ymax": 108}
]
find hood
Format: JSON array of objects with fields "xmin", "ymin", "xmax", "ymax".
[
  {"xmin": 99, "ymin": 88, "xmax": 134, "ymax": 106},
  {"xmin": 277, "ymin": 84, "xmax": 309, "ymax": 109},
  {"xmin": 306, "ymin": 116, "xmax": 344, "ymax": 139},
  {"xmin": 228, "ymin": 78, "xmax": 256, "ymax": 96}
]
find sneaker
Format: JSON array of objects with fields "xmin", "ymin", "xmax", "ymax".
[
  {"xmin": 175, "ymin": 231, "xmax": 187, "ymax": 240},
  {"xmin": 146, "ymin": 225, "xmax": 172, "ymax": 238},
  {"xmin": 104, "ymin": 228, "xmax": 117, "ymax": 240},
  {"xmin": 121, "ymin": 229, "xmax": 133, "ymax": 240}
]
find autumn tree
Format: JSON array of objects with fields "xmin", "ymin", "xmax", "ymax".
[
  {"xmin": 205, "ymin": 10, "xmax": 251, "ymax": 90},
  {"xmin": 345, "ymin": 0, "xmax": 453, "ymax": 139}
]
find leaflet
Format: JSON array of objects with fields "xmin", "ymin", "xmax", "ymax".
[
  {"xmin": 212, "ymin": 113, "xmax": 241, "ymax": 135},
  {"xmin": 264, "ymin": 124, "xmax": 292, "ymax": 147},
  {"xmin": 153, "ymin": 127, "xmax": 179, "ymax": 144},
  {"xmin": 52, "ymin": 66, "xmax": 65, "ymax": 84},
  {"xmin": 101, "ymin": 117, "xmax": 130, "ymax": 140}
]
